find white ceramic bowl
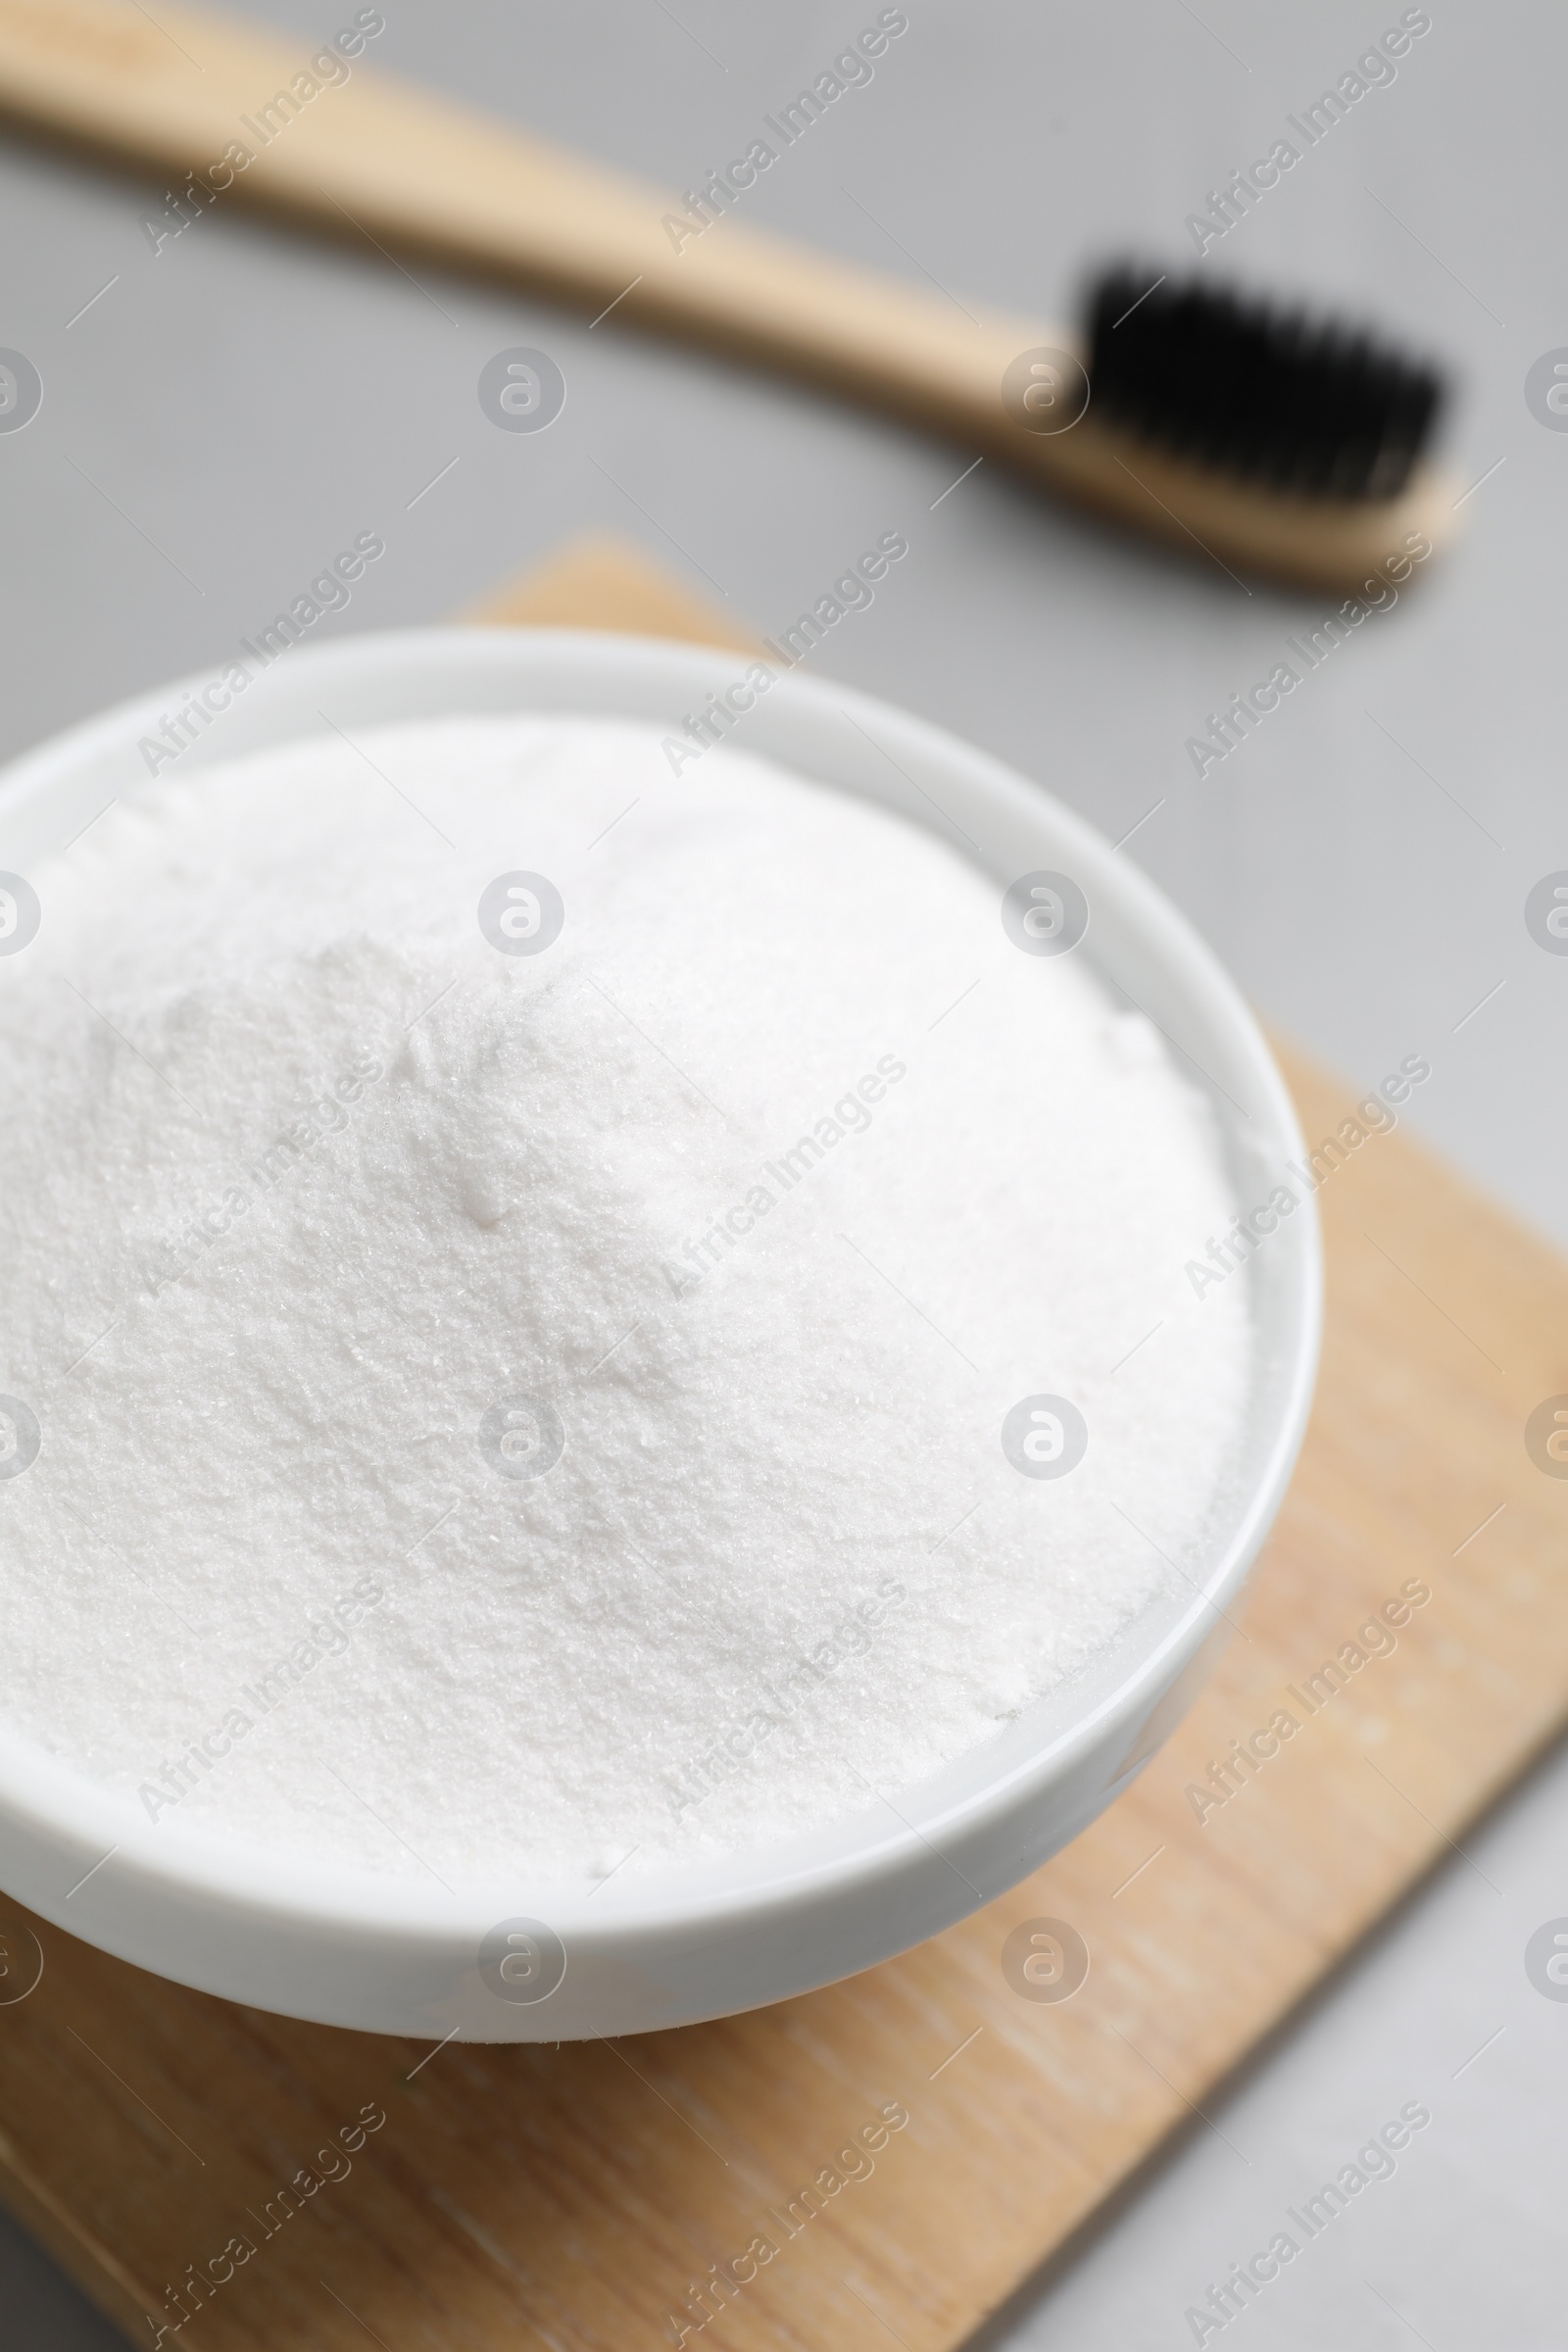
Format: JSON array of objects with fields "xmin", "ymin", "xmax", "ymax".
[{"xmin": 0, "ymin": 629, "xmax": 1320, "ymax": 2040}]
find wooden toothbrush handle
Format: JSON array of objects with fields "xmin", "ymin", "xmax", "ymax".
[
  {"xmin": 0, "ymin": 0, "xmax": 1454, "ymax": 592},
  {"xmin": 0, "ymin": 0, "xmax": 1043, "ymax": 415}
]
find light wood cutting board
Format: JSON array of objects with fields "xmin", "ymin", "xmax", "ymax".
[{"xmin": 1, "ymin": 536, "xmax": 1564, "ymax": 2352}]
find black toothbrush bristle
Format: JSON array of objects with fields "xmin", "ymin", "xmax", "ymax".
[{"xmin": 1086, "ymin": 266, "xmax": 1445, "ymax": 501}]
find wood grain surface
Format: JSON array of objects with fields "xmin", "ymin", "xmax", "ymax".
[{"xmin": 0, "ymin": 537, "xmax": 1563, "ymax": 2352}]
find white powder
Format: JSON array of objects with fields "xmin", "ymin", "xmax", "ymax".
[{"xmin": 0, "ymin": 714, "xmax": 1251, "ymax": 1885}]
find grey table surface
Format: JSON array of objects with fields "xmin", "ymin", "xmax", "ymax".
[{"xmin": 2, "ymin": 1, "xmax": 1564, "ymax": 2345}]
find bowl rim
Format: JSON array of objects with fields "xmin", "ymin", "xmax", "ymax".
[{"xmin": 0, "ymin": 624, "xmax": 1322, "ymax": 1955}]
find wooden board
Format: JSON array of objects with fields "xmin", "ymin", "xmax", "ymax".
[{"xmin": 1, "ymin": 536, "xmax": 1564, "ymax": 2352}]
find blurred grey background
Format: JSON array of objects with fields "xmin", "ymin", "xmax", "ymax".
[{"xmin": 2, "ymin": 1, "xmax": 1565, "ymax": 2344}]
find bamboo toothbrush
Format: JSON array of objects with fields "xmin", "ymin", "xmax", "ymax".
[{"xmin": 0, "ymin": 0, "xmax": 1454, "ymax": 593}]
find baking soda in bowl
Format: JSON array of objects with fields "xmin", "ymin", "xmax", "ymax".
[{"xmin": 0, "ymin": 715, "xmax": 1252, "ymax": 1885}]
